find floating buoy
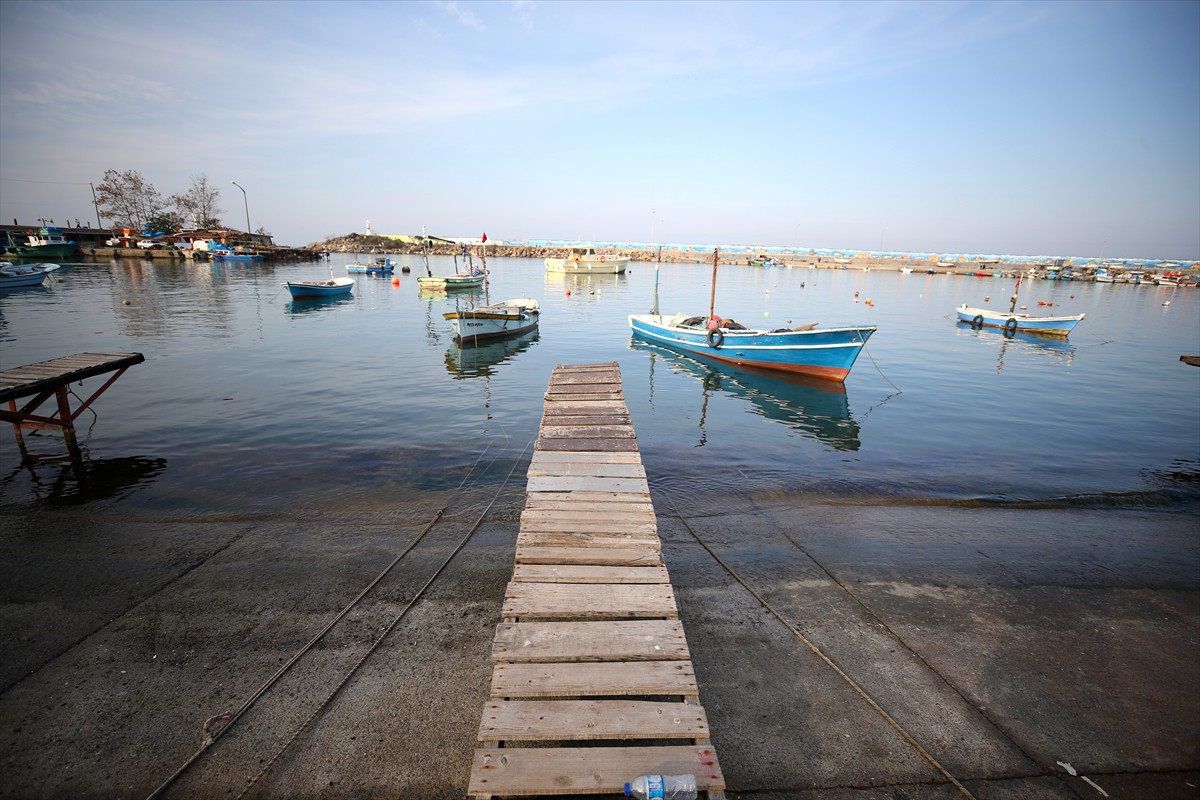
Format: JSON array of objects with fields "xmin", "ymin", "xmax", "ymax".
[
  {"xmin": 854, "ymin": 290, "xmax": 859, "ymax": 298},
  {"xmin": 1038, "ymin": 301, "xmax": 1046, "ymax": 306},
  {"xmin": 122, "ymin": 299, "xmax": 131, "ymax": 305},
  {"xmin": 1020, "ymin": 305, "xmax": 1027, "ymax": 310},
  {"xmin": 1047, "ymin": 302, "xmax": 1053, "ymax": 307},
  {"xmin": 391, "ymin": 277, "xmax": 399, "ymax": 286},
  {"xmin": 764, "ymin": 310, "xmax": 770, "ymax": 317},
  {"xmin": 1070, "ymin": 294, "xmax": 1075, "ymax": 299},
  {"xmin": 566, "ymin": 289, "xmax": 571, "ymax": 296},
  {"xmin": 1163, "ymin": 300, "xmax": 1171, "ymax": 306}
]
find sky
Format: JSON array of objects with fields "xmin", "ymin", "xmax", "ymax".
[{"xmin": 1, "ymin": 0, "xmax": 1197, "ymax": 260}]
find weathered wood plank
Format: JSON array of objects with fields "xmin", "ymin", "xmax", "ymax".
[
  {"xmin": 492, "ymin": 620, "xmax": 688, "ymax": 663},
  {"xmin": 535, "ymin": 437, "xmax": 640, "ymax": 452},
  {"xmin": 503, "ymin": 583, "xmax": 677, "ymax": 620},
  {"xmin": 548, "ymin": 373, "xmax": 621, "ymax": 386},
  {"xmin": 527, "ymin": 464, "xmax": 646, "ymax": 480},
  {"xmin": 0, "ymin": 352, "xmax": 145, "ymax": 403},
  {"xmin": 468, "ymin": 745, "xmax": 723, "ymax": 796},
  {"xmin": 515, "ymin": 546, "xmax": 662, "ymax": 566},
  {"xmin": 512, "ymin": 564, "xmax": 669, "ymax": 584},
  {"xmin": 478, "ymin": 699, "xmax": 709, "ymax": 741},
  {"xmin": 523, "ymin": 513, "xmax": 657, "ymax": 525},
  {"xmin": 541, "ymin": 401, "xmax": 629, "ymax": 416},
  {"xmin": 517, "ymin": 532, "xmax": 661, "ymax": 550},
  {"xmin": 543, "ymin": 392, "xmax": 624, "ymax": 403},
  {"xmin": 538, "ymin": 426, "xmax": 637, "ymax": 440},
  {"xmin": 545, "ymin": 382, "xmax": 623, "ymax": 394},
  {"xmin": 520, "ymin": 519, "xmax": 656, "ymax": 533},
  {"xmin": 530, "ymin": 451, "xmax": 642, "ymax": 463},
  {"xmin": 490, "ymin": 661, "xmax": 697, "ymax": 698},
  {"xmin": 527, "ymin": 490, "xmax": 651, "ymax": 503},
  {"xmin": 539, "ymin": 415, "xmax": 631, "ymax": 427},
  {"xmin": 527, "ymin": 476, "xmax": 648, "ymax": 494}
]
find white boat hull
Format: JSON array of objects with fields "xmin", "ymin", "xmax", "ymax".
[
  {"xmin": 445, "ymin": 299, "xmax": 539, "ymax": 343},
  {"xmin": 545, "ymin": 256, "xmax": 628, "ymax": 274},
  {"xmin": 956, "ymin": 305, "xmax": 1084, "ymax": 336}
]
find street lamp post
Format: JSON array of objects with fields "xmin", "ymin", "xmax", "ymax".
[{"xmin": 232, "ymin": 181, "xmax": 250, "ymax": 238}]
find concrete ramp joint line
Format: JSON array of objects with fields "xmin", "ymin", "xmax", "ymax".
[{"xmin": 468, "ymin": 363, "xmax": 726, "ymax": 798}]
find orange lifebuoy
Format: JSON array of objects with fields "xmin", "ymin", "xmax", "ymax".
[{"xmin": 600, "ymin": 255, "xmax": 606, "ymax": 262}]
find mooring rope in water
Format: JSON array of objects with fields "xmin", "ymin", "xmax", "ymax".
[
  {"xmin": 667, "ymin": 500, "xmax": 977, "ymax": 800},
  {"xmin": 231, "ymin": 438, "xmax": 533, "ymax": 800}
]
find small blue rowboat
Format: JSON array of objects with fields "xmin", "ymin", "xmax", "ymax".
[
  {"xmin": 282, "ymin": 277, "xmax": 354, "ymax": 300},
  {"xmin": 629, "ymin": 313, "xmax": 875, "ymax": 382},
  {"xmin": 955, "ymin": 304, "xmax": 1084, "ymax": 337}
]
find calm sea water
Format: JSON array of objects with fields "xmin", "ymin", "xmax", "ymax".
[{"xmin": 1, "ymin": 253, "xmax": 1197, "ymax": 514}]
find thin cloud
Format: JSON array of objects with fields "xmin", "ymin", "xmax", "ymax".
[{"xmin": 435, "ymin": 0, "xmax": 485, "ymax": 31}]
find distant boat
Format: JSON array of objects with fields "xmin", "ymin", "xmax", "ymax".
[
  {"xmin": 628, "ymin": 248, "xmax": 876, "ymax": 382},
  {"xmin": 417, "ymin": 241, "xmax": 486, "ymax": 290},
  {"xmin": 749, "ymin": 254, "xmax": 783, "ymax": 267},
  {"xmin": 899, "ymin": 267, "xmax": 914, "ymax": 274},
  {"xmin": 545, "ymin": 247, "xmax": 629, "ymax": 274},
  {"xmin": 346, "ymin": 257, "xmax": 394, "ymax": 274},
  {"xmin": 0, "ymin": 261, "xmax": 61, "ymax": 289},
  {"xmin": 210, "ymin": 243, "xmax": 264, "ymax": 262},
  {"xmin": 4, "ymin": 227, "xmax": 81, "ymax": 259},
  {"xmin": 955, "ymin": 271, "xmax": 1084, "ymax": 336},
  {"xmin": 281, "ymin": 277, "xmax": 354, "ymax": 299}
]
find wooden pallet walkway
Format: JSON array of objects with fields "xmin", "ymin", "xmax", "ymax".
[{"xmin": 469, "ymin": 362, "xmax": 725, "ymax": 799}]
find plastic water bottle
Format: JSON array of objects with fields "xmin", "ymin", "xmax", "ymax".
[{"xmin": 623, "ymin": 773, "xmax": 697, "ymax": 799}]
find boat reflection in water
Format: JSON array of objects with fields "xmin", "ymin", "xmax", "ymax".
[
  {"xmin": 957, "ymin": 326, "xmax": 1076, "ymax": 373},
  {"xmin": 445, "ymin": 329, "xmax": 540, "ymax": 378},
  {"xmin": 630, "ymin": 339, "xmax": 861, "ymax": 451},
  {"xmin": 283, "ymin": 294, "xmax": 356, "ymax": 316}
]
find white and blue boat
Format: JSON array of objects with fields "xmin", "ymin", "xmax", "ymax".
[
  {"xmin": 346, "ymin": 257, "xmax": 394, "ymax": 274},
  {"xmin": 954, "ymin": 271, "xmax": 1084, "ymax": 337},
  {"xmin": 628, "ymin": 248, "xmax": 875, "ymax": 382}
]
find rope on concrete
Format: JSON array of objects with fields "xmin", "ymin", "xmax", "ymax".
[
  {"xmin": 670, "ymin": 504, "xmax": 978, "ymax": 800},
  {"xmin": 231, "ymin": 438, "xmax": 533, "ymax": 799}
]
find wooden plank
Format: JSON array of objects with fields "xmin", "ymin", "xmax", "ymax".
[
  {"xmin": 520, "ymin": 518, "xmax": 656, "ymax": 531},
  {"xmin": 539, "ymin": 415, "xmax": 631, "ymax": 427},
  {"xmin": 526, "ymin": 493, "xmax": 652, "ymax": 508},
  {"xmin": 541, "ymin": 400, "xmax": 629, "ymax": 415},
  {"xmin": 545, "ymin": 382, "xmax": 622, "ymax": 394},
  {"xmin": 536, "ymin": 437, "xmax": 640, "ymax": 452},
  {"xmin": 528, "ymin": 462, "xmax": 646, "ymax": 477},
  {"xmin": 523, "ymin": 502, "xmax": 654, "ymax": 517},
  {"xmin": 503, "ymin": 583, "xmax": 677, "ymax": 620},
  {"xmin": 548, "ymin": 373, "xmax": 621, "ymax": 386},
  {"xmin": 515, "ymin": 546, "xmax": 662, "ymax": 566},
  {"xmin": 538, "ymin": 425, "xmax": 637, "ymax": 440},
  {"xmin": 512, "ymin": 564, "xmax": 669, "ymax": 584},
  {"xmin": 468, "ymin": 745, "xmax": 723, "ymax": 796},
  {"xmin": 517, "ymin": 532, "xmax": 661, "ymax": 550},
  {"xmin": 477, "ymin": 699, "xmax": 709, "ymax": 741},
  {"xmin": 530, "ymin": 451, "xmax": 642, "ymax": 464},
  {"xmin": 527, "ymin": 476, "xmax": 648, "ymax": 493},
  {"xmin": 492, "ymin": 620, "xmax": 688, "ymax": 662},
  {"xmin": 520, "ymin": 508, "xmax": 655, "ymax": 523},
  {"xmin": 490, "ymin": 661, "xmax": 697, "ymax": 698},
  {"xmin": 553, "ymin": 362, "xmax": 619, "ymax": 372}
]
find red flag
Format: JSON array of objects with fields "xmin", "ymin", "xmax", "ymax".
[{"xmin": 482, "ymin": 232, "xmax": 487, "ymax": 244}]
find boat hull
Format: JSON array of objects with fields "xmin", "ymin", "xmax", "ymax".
[
  {"xmin": 417, "ymin": 275, "xmax": 485, "ymax": 290},
  {"xmin": 955, "ymin": 306, "xmax": 1084, "ymax": 336},
  {"xmin": 0, "ymin": 263, "xmax": 60, "ymax": 288},
  {"xmin": 545, "ymin": 257, "xmax": 628, "ymax": 274},
  {"xmin": 445, "ymin": 301, "xmax": 539, "ymax": 343},
  {"xmin": 628, "ymin": 314, "xmax": 875, "ymax": 382},
  {"xmin": 282, "ymin": 278, "xmax": 354, "ymax": 299}
]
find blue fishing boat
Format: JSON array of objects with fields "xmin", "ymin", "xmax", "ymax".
[
  {"xmin": 281, "ymin": 277, "xmax": 354, "ymax": 299},
  {"xmin": 628, "ymin": 248, "xmax": 875, "ymax": 382}
]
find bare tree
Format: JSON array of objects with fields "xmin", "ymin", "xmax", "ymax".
[
  {"xmin": 94, "ymin": 169, "xmax": 165, "ymax": 231},
  {"xmin": 170, "ymin": 174, "xmax": 224, "ymax": 229}
]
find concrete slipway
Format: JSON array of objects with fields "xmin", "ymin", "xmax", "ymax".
[{"xmin": 0, "ymin": 474, "xmax": 1196, "ymax": 798}]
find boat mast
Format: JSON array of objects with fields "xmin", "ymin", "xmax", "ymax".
[
  {"xmin": 1009, "ymin": 270, "xmax": 1023, "ymax": 313},
  {"xmin": 707, "ymin": 247, "xmax": 720, "ymax": 324},
  {"xmin": 421, "ymin": 224, "xmax": 432, "ymax": 278}
]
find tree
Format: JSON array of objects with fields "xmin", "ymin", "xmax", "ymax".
[
  {"xmin": 145, "ymin": 211, "xmax": 183, "ymax": 235},
  {"xmin": 94, "ymin": 169, "xmax": 165, "ymax": 231},
  {"xmin": 170, "ymin": 174, "xmax": 223, "ymax": 229}
]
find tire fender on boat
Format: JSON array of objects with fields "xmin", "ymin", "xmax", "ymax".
[
  {"xmin": 1004, "ymin": 317, "xmax": 1018, "ymax": 334},
  {"xmin": 707, "ymin": 329, "xmax": 724, "ymax": 349},
  {"xmin": 971, "ymin": 314, "xmax": 984, "ymax": 328}
]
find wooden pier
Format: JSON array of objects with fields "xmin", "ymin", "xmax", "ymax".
[
  {"xmin": 469, "ymin": 362, "xmax": 725, "ymax": 798},
  {"xmin": 0, "ymin": 352, "xmax": 144, "ymax": 460}
]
